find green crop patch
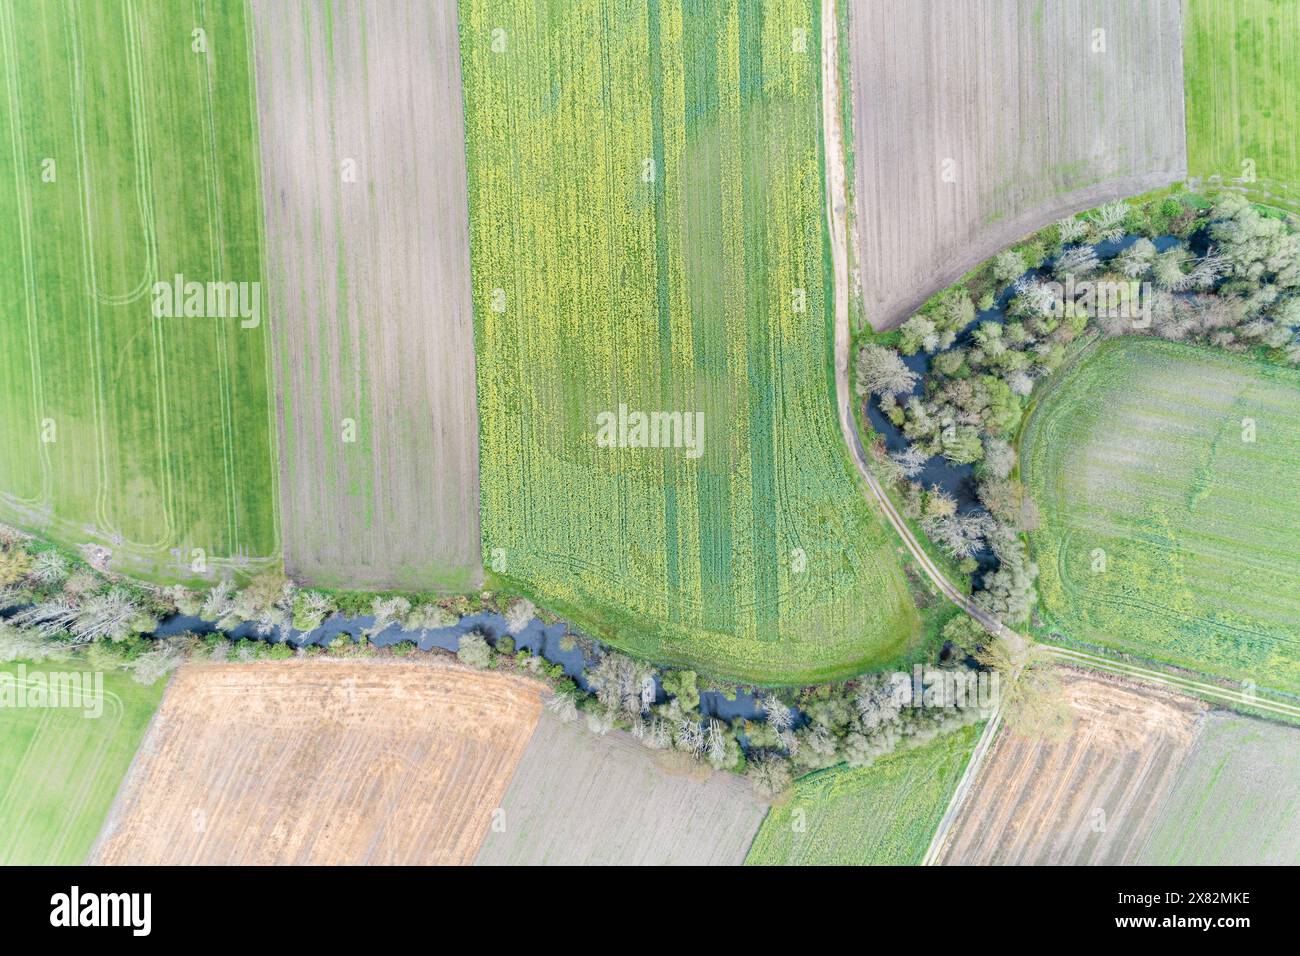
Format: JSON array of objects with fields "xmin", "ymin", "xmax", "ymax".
[
  {"xmin": 1185, "ymin": 0, "xmax": 1300, "ymax": 212},
  {"xmin": 1024, "ymin": 339, "xmax": 1300, "ymax": 694},
  {"xmin": 459, "ymin": 0, "xmax": 918, "ymax": 684},
  {"xmin": 745, "ymin": 722, "xmax": 981, "ymax": 866},
  {"xmin": 0, "ymin": 0, "xmax": 278, "ymax": 582},
  {"xmin": 0, "ymin": 659, "xmax": 163, "ymax": 865}
]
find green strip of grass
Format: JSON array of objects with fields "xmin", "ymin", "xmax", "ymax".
[
  {"xmin": 745, "ymin": 721, "xmax": 982, "ymax": 865},
  {"xmin": 0, "ymin": 659, "xmax": 164, "ymax": 865},
  {"xmin": 1185, "ymin": 0, "xmax": 1300, "ymax": 212}
]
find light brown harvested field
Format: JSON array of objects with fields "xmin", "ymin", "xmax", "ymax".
[
  {"xmin": 474, "ymin": 714, "xmax": 767, "ymax": 866},
  {"xmin": 848, "ymin": 0, "xmax": 1187, "ymax": 330},
  {"xmin": 939, "ymin": 669, "xmax": 1207, "ymax": 865},
  {"xmin": 90, "ymin": 660, "xmax": 544, "ymax": 865},
  {"xmin": 251, "ymin": 0, "xmax": 481, "ymax": 590}
]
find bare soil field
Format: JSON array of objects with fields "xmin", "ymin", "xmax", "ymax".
[
  {"xmin": 1138, "ymin": 712, "xmax": 1300, "ymax": 865},
  {"xmin": 474, "ymin": 714, "xmax": 767, "ymax": 866},
  {"xmin": 848, "ymin": 0, "xmax": 1186, "ymax": 329},
  {"xmin": 250, "ymin": 0, "xmax": 481, "ymax": 590},
  {"xmin": 938, "ymin": 669, "xmax": 1207, "ymax": 865},
  {"xmin": 90, "ymin": 660, "xmax": 544, "ymax": 865}
]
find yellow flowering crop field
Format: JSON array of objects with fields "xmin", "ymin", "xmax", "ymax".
[{"xmin": 460, "ymin": 0, "xmax": 917, "ymax": 683}]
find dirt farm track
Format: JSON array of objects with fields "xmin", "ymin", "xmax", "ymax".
[{"xmin": 938, "ymin": 670, "xmax": 1208, "ymax": 865}]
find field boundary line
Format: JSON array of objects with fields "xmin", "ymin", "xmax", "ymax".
[
  {"xmin": 241, "ymin": 1, "xmax": 282, "ymax": 556},
  {"xmin": 921, "ymin": 709, "xmax": 1001, "ymax": 866},
  {"xmin": 86, "ymin": 668, "xmax": 174, "ymax": 864},
  {"xmin": 195, "ymin": 0, "xmax": 241, "ymax": 553}
]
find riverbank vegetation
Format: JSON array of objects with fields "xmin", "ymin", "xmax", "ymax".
[
  {"xmin": 0, "ymin": 522, "xmax": 989, "ymax": 797},
  {"xmin": 855, "ymin": 189, "xmax": 1300, "ymax": 693}
]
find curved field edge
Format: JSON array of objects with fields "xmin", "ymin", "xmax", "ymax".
[
  {"xmin": 847, "ymin": 0, "xmax": 1186, "ymax": 331},
  {"xmin": 866, "ymin": 174, "xmax": 1183, "ymax": 333},
  {"xmin": 1022, "ymin": 337, "xmax": 1300, "ymax": 696},
  {"xmin": 459, "ymin": 0, "xmax": 919, "ymax": 685},
  {"xmin": 744, "ymin": 721, "xmax": 982, "ymax": 865}
]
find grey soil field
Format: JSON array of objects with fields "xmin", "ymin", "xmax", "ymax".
[
  {"xmin": 1138, "ymin": 712, "xmax": 1300, "ymax": 865},
  {"xmin": 940, "ymin": 670, "xmax": 1207, "ymax": 865},
  {"xmin": 251, "ymin": 0, "xmax": 481, "ymax": 590},
  {"xmin": 474, "ymin": 713, "xmax": 767, "ymax": 866},
  {"xmin": 848, "ymin": 0, "xmax": 1187, "ymax": 329}
]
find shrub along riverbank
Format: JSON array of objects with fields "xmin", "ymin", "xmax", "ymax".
[
  {"xmin": 854, "ymin": 190, "xmax": 1300, "ymax": 666},
  {"xmin": 0, "ymin": 527, "xmax": 988, "ymax": 797}
]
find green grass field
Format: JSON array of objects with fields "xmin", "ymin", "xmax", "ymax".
[
  {"xmin": 745, "ymin": 722, "xmax": 981, "ymax": 865},
  {"xmin": 1185, "ymin": 0, "xmax": 1300, "ymax": 212},
  {"xmin": 0, "ymin": 659, "xmax": 163, "ymax": 865},
  {"xmin": 1024, "ymin": 339, "xmax": 1300, "ymax": 693},
  {"xmin": 0, "ymin": 0, "xmax": 278, "ymax": 583},
  {"xmin": 460, "ymin": 0, "xmax": 917, "ymax": 684}
]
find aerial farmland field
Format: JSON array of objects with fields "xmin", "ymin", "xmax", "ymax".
[
  {"xmin": 474, "ymin": 713, "xmax": 766, "ymax": 866},
  {"xmin": 460, "ymin": 0, "xmax": 918, "ymax": 683},
  {"xmin": 848, "ymin": 0, "xmax": 1186, "ymax": 329},
  {"xmin": 0, "ymin": 659, "xmax": 163, "ymax": 866},
  {"xmin": 250, "ymin": 0, "xmax": 482, "ymax": 591},
  {"xmin": 0, "ymin": 0, "xmax": 279, "ymax": 582},
  {"xmin": 1138, "ymin": 712, "xmax": 1300, "ymax": 865},
  {"xmin": 1184, "ymin": 0, "xmax": 1300, "ymax": 213},
  {"xmin": 90, "ymin": 659, "xmax": 544, "ymax": 865},
  {"xmin": 1023, "ymin": 339, "xmax": 1300, "ymax": 695},
  {"xmin": 745, "ymin": 721, "xmax": 981, "ymax": 866},
  {"xmin": 939, "ymin": 670, "xmax": 1207, "ymax": 865}
]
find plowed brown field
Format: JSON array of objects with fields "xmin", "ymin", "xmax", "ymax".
[
  {"xmin": 91, "ymin": 660, "xmax": 544, "ymax": 865},
  {"xmin": 939, "ymin": 669, "xmax": 1207, "ymax": 865}
]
